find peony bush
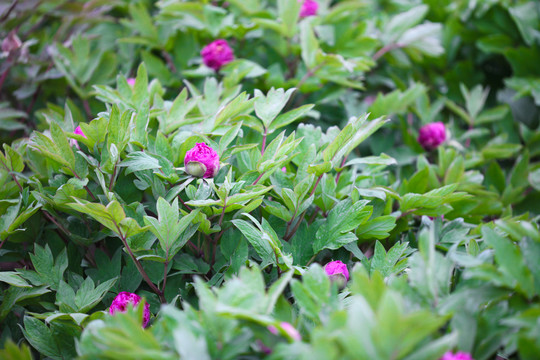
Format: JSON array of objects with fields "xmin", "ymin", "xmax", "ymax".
[{"xmin": 1, "ymin": 0, "xmax": 540, "ymax": 359}]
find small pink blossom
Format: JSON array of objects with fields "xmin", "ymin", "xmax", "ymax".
[
  {"xmin": 256, "ymin": 340, "xmax": 273, "ymax": 354},
  {"xmin": 418, "ymin": 122, "xmax": 446, "ymax": 151},
  {"xmin": 70, "ymin": 125, "xmax": 87, "ymax": 149},
  {"xmin": 201, "ymin": 39, "xmax": 234, "ymax": 71},
  {"xmin": 299, "ymin": 0, "xmax": 318, "ymax": 18},
  {"xmin": 325, "ymin": 260, "xmax": 349, "ymax": 281},
  {"xmin": 440, "ymin": 351, "xmax": 474, "ymax": 360},
  {"xmin": 2, "ymin": 31, "xmax": 22, "ymax": 54},
  {"xmin": 126, "ymin": 78, "xmax": 136, "ymax": 86},
  {"xmin": 109, "ymin": 291, "xmax": 151, "ymax": 328},
  {"xmin": 268, "ymin": 322, "xmax": 301, "ymax": 341},
  {"xmin": 184, "ymin": 143, "xmax": 220, "ymax": 178},
  {"xmin": 281, "ymin": 167, "xmax": 286, "ymax": 172}
]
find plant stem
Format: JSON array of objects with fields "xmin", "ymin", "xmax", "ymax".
[
  {"xmin": 161, "ymin": 50, "xmax": 178, "ymax": 74},
  {"xmin": 82, "ymin": 99, "xmax": 92, "ymax": 120},
  {"xmin": 71, "ymin": 168, "xmax": 97, "ymax": 201},
  {"xmin": 211, "ymin": 202, "xmax": 227, "ymax": 268},
  {"xmin": 335, "ymin": 155, "xmax": 348, "ymax": 185},
  {"xmin": 0, "ymin": 0, "xmax": 18, "ymax": 22},
  {"xmin": 0, "ymin": 237, "xmax": 7, "ymax": 251},
  {"xmin": 187, "ymin": 240, "xmax": 200, "ymax": 254},
  {"xmin": 0, "ymin": 67, "xmax": 10, "ymax": 94},
  {"xmin": 283, "ymin": 174, "xmax": 323, "ymax": 241},
  {"xmin": 178, "ymin": 196, "xmax": 193, "ymax": 211},
  {"xmin": 42, "ymin": 210, "xmax": 71, "ymax": 236},
  {"xmin": 373, "ymin": 43, "xmax": 403, "ymax": 61},
  {"xmin": 306, "ymin": 253, "xmax": 317, "ymax": 266},
  {"xmin": 114, "ymin": 222, "xmax": 165, "ymax": 303},
  {"xmin": 252, "ymin": 172, "xmax": 265, "ymax": 186},
  {"xmin": 0, "ymin": 155, "xmax": 23, "ymax": 192},
  {"xmin": 296, "ymin": 62, "xmax": 325, "ymax": 91},
  {"xmin": 261, "ymin": 127, "xmax": 267, "ymax": 155},
  {"xmin": 162, "ymin": 256, "xmax": 169, "ymax": 294},
  {"xmin": 274, "ymin": 249, "xmax": 282, "ymax": 276},
  {"xmin": 109, "ymin": 162, "xmax": 118, "ymax": 191}
]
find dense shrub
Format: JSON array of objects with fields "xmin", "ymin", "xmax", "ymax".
[{"xmin": 1, "ymin": 0, "xmax": 540, "ymax": 359}]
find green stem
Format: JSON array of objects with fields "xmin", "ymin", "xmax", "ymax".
[
  {"xmin": 114, "ymin": 222, "xmax": 165, "ymax": 303},
  {"xmin": 283, "ymin": 174, "xmax": 323, "ymax": 241}
]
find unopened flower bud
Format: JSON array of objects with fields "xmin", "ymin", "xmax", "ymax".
[
  {"xmin": 299, "ymin": 0, "xmax": 318, "ymax": 18},
  {"xmin": 70, "ymin": 125, "xmax": 87, "ymax": 150},
  {"xmin": 201, "ymin": 39, "xmax": 234, "ymax": 71},
  {"xmin": 268, "ymin": 322, "xmax": 301, "ymax": 341},
  {"xmin": 109, "ymin": 291, "xmax": 151, "ymax": 328},
  {"xmin": 2, "ymin": 31, "xmax": 22, "ymax": 54},
  {"xmin": 184, "ymin": 143, "xmax": 220, "ymax": 178},
  {"xmin": 418, "ymin": 122, "xmax": 446, "ymax": 150},
  {"xmin": 440, "ymin": 351, "xmax": 474, "ymax": 360},
  {"xmin": 324, "ymin": 260, "xmax": 349, "ymax": 287}
]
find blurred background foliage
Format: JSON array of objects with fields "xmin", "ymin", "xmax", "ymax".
[{"xmin": 1, "ymin": 0, "xmax": 540, "ymax": 359}]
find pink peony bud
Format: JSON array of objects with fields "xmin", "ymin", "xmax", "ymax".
[
  {"xmin": 109, "ymin": 291, "xmax": 151, "ymax": 328},
  {"xmin": 299, "ymin": 0, "xmax": 318, "ymax": 18},
  {"xmin": 2, "ymin": 31, "xmax": 22, "ymax": 54},
  {"xmin": 126, "ymin": 78, "xmax": 136, "ymax": 86},
  {"xmin": 201, "ymin": 39, "xmax": 235, "ymax": 71},
  {"xmin": 256, "ymin": 340, "xmax": 273, "ymax": 354},
  {"xmin": 440, "ymin": 351, "xmax": 474, "ymax": 360},
  {"xmin": 268, "ymin": 322, "xmax": 302, "ymax": 341},
  {"xmin": 325, "ymin": 260, "xmax": 349, "ymax": 281},
  {"xmin": 70, "ymin": 125, "xmax": 87, "ymax": 150},
  {"xmin": 184, "ymin": 143, "xmax": 220, "ymax": 178},
  {"xmin": 418, "ymin": 122, "xmax": 446, "ymax": 151}
]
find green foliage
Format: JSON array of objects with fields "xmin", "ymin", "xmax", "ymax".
[{"xmin": 1, "ymin": 0, "xmax": 540, "ymax": 358}]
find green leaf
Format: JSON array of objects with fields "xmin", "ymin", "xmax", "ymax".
[
  {"xmin": 344, "ymin": 153, "xmax": 397, "ymax": 167},
  {"xmin": 232, "ymin": 219, "xmax": 274, "ymax": 265},
  {"xmin": 0, "ymin": 339, "xmax": 33, "ymax": 360},
  {"xmin": 0, "ymin": 286, "xmax": 50, "ymax": 321},
  {"xmin": 132, "ymin": 100, "xmax": 150, "ymax": 148},
  {"xmin": 68, "ymin": 199, "xmax": 147, "ymax": 239},
  {"xmin": 300, "ymin": 21, "xmax": 319, "ymax": 68},
  {"xmin": 385, "ymin": 5, "xmax": 428, "ymax": 43},
  {"xmin": 356, "ymin": 216, "xmax": 397, "ymax": 240},
  {"xmin": 0, "ymin": 272, "xmax": 31, "ymax": 287},
  {"xmin": 21, "ymin": 317, "xmax": 62, "ymax": 358},
  {"xmin": 269, "ymin": 104, "xmax": 314, "ymax": 133},
  {"xmin": 120, "ymin": 151, "xmax": 162, "ymax": 174},
  {"xmin": 254, "ymin": 88, "xmax": 296, "ymax": 128},
  {"xmin": 482, "ymin": 143, "xmax": 522, "ymax": 160},
  {"xmin": 278, "ymin": 0, "xmax": 301, "ymax": 37},
  {"xmin": 323, "ymin": 114, "xmax": 389, "ymax": 167},
  {"xmin": 370, "ymin": 241, "xmax": 409, "ymax": 278},
  {"xmin": 144, "ymin": 198, "xmax": 201, "ymax": 257},
  {"xmin": 482, "ymin": 227, "xmax": 535, "ymax": 298},
  {"xmin": 313, "ymin": 199, "xmax": 372, "ymax": 253},
  {"xmin": 75, "ymin": 277, "xmax": 118, "ymax": 313}
]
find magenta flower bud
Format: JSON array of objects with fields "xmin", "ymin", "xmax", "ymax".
[
  {"xmin": 256, "ymin": 340, "xmax": 273, "ymax": 354},
  {"xmin": 2, "ymin": 31, "xmax": 22, "ymax": 54},
  {"xmin": 184, "ymin": 143, "xmax": 220, "ymax": 178},
  {"xmin": 281, "ymin": 167, "xmax": 286, "ymax": 172},
  {"xmin": 70, "ymin": 125, "xmax": 87, "ymax": 150},
  {"xmin": 299, "ymin": 0, "xmax": 318, "ymax": 18},
  {"xmin": 109, "ymin": 291, "xmax": 151, "ymax": 328},
  {"xmin": 126, "ymin": 78, "xmax": 136, "ymax": 86},
  {"xmin": 325, "ymin": 260, "xmax": 349, "ymax": 281},
  {"xmin": 201, "ymin": 39, "xmax": 235, "ymax": 71},
  {"xmin": 418, "ymin": 122, "xmax": 446, "ymax": 151},
  {"xmin": 440, "ymin": 351, "xmax": 474, "ymax": 360},
  {"xmin": 268, "ymin": 322, "xmax": 301, "ymax": 341}
]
